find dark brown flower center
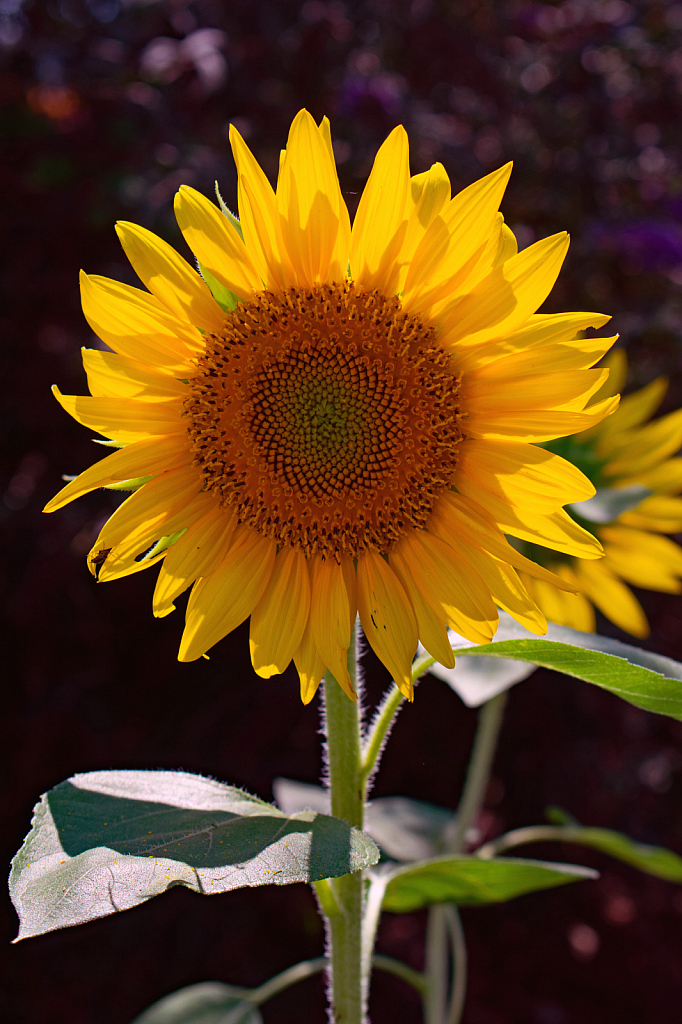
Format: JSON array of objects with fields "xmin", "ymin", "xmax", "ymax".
[{"xmin": 185, "ymin": 282, "xmax": 464, "ymax": 559}]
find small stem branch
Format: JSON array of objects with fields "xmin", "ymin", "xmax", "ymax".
[
  {"xmin": 250, "ymin": 957, "xmax": 328, "ymax": 1004},
  {"xmin": 322, "ymin": 627, "xmax": 366, "ymax": 1023},
  {"xmin": 425, "ymin": 690, "xmax": 508, "ymax": 1022},
  {"xmin": 360, "ymin": 653, "xmax": 435, "ymax": 799},
  {"xmin": 443, "ymin": 906, "xmax": 467, "ymax": 1024},
  {"xmin": 373, "ymin": 955, "xmax": 427, "ymax": 994},
  {"xmin": 477, "ymin": 824, "xmax": 583, "ymax": 859},
  {"xmin": 447, "ymin": 691, "xmax": 508, "ymax": 854},
  {"xmin": 360, "ymin": 684, "xmax": 403, "ymax": 796}
]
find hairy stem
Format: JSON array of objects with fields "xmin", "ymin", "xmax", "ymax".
[
  {"xmin": 322, "ymin": 628, "xmax": 366, "ymax": 1023},
  {"xmin": 360, "ymin": 652, "xmax": 435, "ymax": 798}
]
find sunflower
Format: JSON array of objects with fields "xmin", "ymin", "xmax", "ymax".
[
  {"xmin": 519, "ymin": 349, "xmax": 682, "ymax": 639},
  {"xmin": 45, "ymin": 110, "xmax": 618, "ymax": 702}
]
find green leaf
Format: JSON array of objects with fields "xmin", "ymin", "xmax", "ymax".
[
  {"xmin": 541, "ymin": 813, "xmax": 682, "ymax": 882},
  {"xmin": 382, "ymin": 855, "xmax": 597, "ymax": 913},
  {"xmin": 10, "ymin": 770, "xmax": 379, "ymax": 940},
  {"xmin": 448, "ymin": 612, "xmax": 682, "ymax": 720},
  {"xmin": 273, "ymin": 778, "xmax": 456, "ymax": 861},
  {"xmin": 197, "ymin": 262, "xmax": 240, "ymax": 313},
  {"xmin": 130, "ymin": 982, "xmax": 261, "ymax": 1024}
]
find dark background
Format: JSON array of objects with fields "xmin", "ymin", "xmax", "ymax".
[{"xmin": 3, "ymin": 0, "xmax": 682, "ymax": 1021}]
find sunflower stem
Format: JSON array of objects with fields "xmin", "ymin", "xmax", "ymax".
[
  {"xmin": 425, "ymin": 691, "xmax": 508, "ymax": 1023},
  {"xmin": 447, "ymin": 691, "xmax": 508, "ymax": 855},
  {"xmin": 321, "ymin": 625, "xmax": 367, "ymax": 1023}
]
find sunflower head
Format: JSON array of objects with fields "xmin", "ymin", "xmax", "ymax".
[
  {"xmin": 523, "ymin": 349, "xmax": 682, "ymax": 638},
  {"xmin": 46, "ymin": 109, "xmax": 618, "ymax": 703}
]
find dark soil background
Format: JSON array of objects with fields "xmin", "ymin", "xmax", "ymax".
[{"xmin": 3, "ymin": 1, "xmax": 682, "ymax": 1022}]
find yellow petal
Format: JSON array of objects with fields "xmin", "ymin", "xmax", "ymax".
[
  {"xmin": 575, "ymin": 559, "xmax": 649, "ymax": 638},
  {"xmin": 487, "ymin": 560, "xmax": 548, "ymax": 634},
  {"xmin": 350, "ymin": 125, "xmax": 411, "ymax": 293},
  {"xmin": 357, "ymin": 549, "xmax": 418, "ymax": 699},
  {"xmin": 179, "ymin": 527, "xmax": 276, "ymax": 661},
  {"xmin": 230, "ymin": 124, "xmax": 292, "ymax": 290},
  {"xmin": 309, "ymin": 555, "xmax": 355, "ymax": 699},
  {"xmin": 619, "ymin": 494, "xmax": 682, "ymax": 533},
  {"xmin": 463, "ymin": 337, "xmax": 617, "ymax": 381},
  {"xmin": 461, "ymin": 368, "xmax": 609, "ymax": 416},
  {"xmin": 152, "ymin": 509, "xmax": 237, "ymax": 617},
  {"xmin": 521, "ymin": 569, "xmax": 596, "ymax": 633},
  {"xmin": 52, "ymin": 386, "xmax": 185, "ymax": 443},
  {"xmin": 453, "ymin": 311, "xmax": 612, "ymax": 373},
  {"xmin": 431, "ymin": 491, "xmax": 579, "ymax": 591},
  {"xmin": 440, "ymin": 232, "xmax": 570, "ymax": 348},
  {"xmin": 601, "ymin": 407, "xmax": 682, "ymax": 477},
  {"xmin": 466, "ymin": 394, "xmax": 619, "ymax": 442},
  {"xmin": 319, "ymin": 115, "xmax": 352, "ymax": 281},
  {"xmin": 452, "ymin": 476, "xmax": 603, "ymax": 559},
  {"xmin": 597, "ymin": 346, "xmax": 628, "ymax": 398},
  {"xmin": 294, "ymin": 614, "xmax": 327, "ymax": 705},
  {"xmin": 391, "ymin": 530, "xmax": 498, "ymax": 645},
  {"xmin": 389, "ymin": 553, "xmax": 455, "ymax": 669},
  {"xmin": 82, "ymin": 349, "xmax": 189, "ymax": 401},
  {"xmin": 427, "ymin": 506, "xmax": 547, "ymax": 634},
  {"xmin": 174, "ymin": 185, "xmax": 262, "ymax": 300},
  {"xmin": 115, "ymin": 221, "xmax": 224, "ymax": 332},
  {"xmin": 91, "ymin": 467, "xmax": 205, "ymax": 567},
  {"xmin": 598, "ymin": 377, "xmax": 668, "ymax": 447},
  {"xmin": 402, "ymin": 163, "xmax": 512, "ymax": 316},
  {"xmin": 454, "ymin": 214, "xmax": 519, "ymax": 297},
  {"xmin": 44, "ymin": 434, "xmax": 189, "ymax": 512},
  {"xmin": 250, "ymin": 546, "xmax": 311, "ymax": 678},
  {"xmin": 601, "ymin": 526, "xmax": 682, "ymax": 591},
  {"xmin": 276, "ymin": 109, "xmax": 341, "ymax": 286},
  {"xmin": 400, "ymin": 162, "xmax": 451, "ymax": 269},
  {"xmin": 80, "ymin": 272, "xmax": 199, "ymax": 374},
  {"xmin": 617, "ymin": 457, "xmax": 682, "ymax": 494},
  {"xmin": 455, "ymin": 439, "xmax": 595, "ymax": 512}
]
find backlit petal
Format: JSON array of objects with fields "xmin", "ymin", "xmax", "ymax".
[
  {"xmin": 174, "ymin": 185, "xmax": 262, "ymax": 300},
  {"xmin": 357, "ymin": 549, "xmax": 418, "ymax": 698},
  {"xmin": 115, "ymin": 221, "xmax": 224, "ymax": 332},
  {"xmin": 250, "ymin": 546, "xmax": 311, "ymax": 677},
  {"xmin": 179, "ymin": 527, "xmax": 276, "ymax": 661}
]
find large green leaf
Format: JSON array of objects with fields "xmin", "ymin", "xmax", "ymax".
[
  {"xmin": 561, "ymin": 827, "xmax": 682, "ymax": 881},
  {"xmin": 445, "ymin": 613, "xmax": 682, "ymax": 720},
  {"xmin": 486, "ymin": 813, "xmax": 682, "ymax": 884},
  {"xmin": 382, "ymin": 855, "xmax": 597, "ymax": 912},
  {"xmin": 10, "ymin": 770, "xmax": 379, "ymax": 940},
  {"xmin": 130, "ymin": 982, "xmax": 261, "ymax": 1024}
]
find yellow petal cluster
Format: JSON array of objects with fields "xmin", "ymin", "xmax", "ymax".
[
  {"xmin": 46, "ymin": 110, "xmax": 618, "ymax": 702},
  {"xmin": 521, "ymin": 349, "xmax": 682, "ymax": 638}
]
